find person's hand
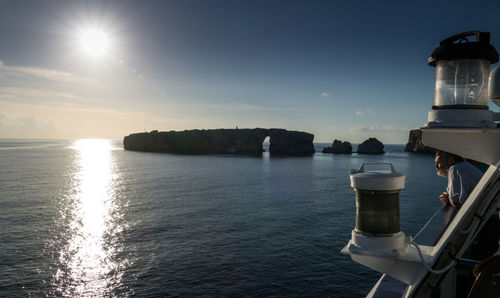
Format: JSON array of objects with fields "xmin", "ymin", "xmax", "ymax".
[{"xmin": 439, "ymin": 192, "xmax": 450, "ymax": 205}]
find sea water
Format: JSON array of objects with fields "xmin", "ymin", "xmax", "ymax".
[{"xmin": 0, "ymin": 139, "xmax": 444, "ymax": 297}]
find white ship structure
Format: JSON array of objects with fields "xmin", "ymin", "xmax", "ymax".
[{"xmin": 342, "ymin": 31, "xmax": 500, "ymax": 297}]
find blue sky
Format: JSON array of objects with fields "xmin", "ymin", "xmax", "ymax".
[{"xmin": 0, "ymin": 0, "xmax": 499, "ymax": 143}]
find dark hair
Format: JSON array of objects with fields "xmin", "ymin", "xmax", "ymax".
[{"xmin": 436, "ymin": 150, "xmax": 464, "ymax": 163}]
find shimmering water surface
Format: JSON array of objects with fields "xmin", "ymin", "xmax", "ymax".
[{"xmin": 0, "ymin": 139, "xmax": 443, "ymax": 297}]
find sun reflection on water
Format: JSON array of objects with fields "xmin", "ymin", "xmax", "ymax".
[{"xmin": 54, "ymin": 139, "xmax": 123, "ymax": 296}]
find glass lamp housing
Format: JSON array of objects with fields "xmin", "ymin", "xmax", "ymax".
[
  {"xmin": 349, "ymin": 163, "xmax": 405, "ymax": 236},
  {"xmin": 434, "ymin": 59, "xmax": 490, "ymax": 108},
  {"xmin": 425, "ymin": 31, "xmax": 499, "ymax": 128}
]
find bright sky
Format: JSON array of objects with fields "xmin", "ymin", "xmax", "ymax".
[{"xmin": 1, "ymin": 0, "xmax": 500, "ymax": 143}]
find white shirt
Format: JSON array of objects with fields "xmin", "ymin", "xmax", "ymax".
[{"xmin": 447, "ymin": 161, "xmax": 484, "ymax": 204}]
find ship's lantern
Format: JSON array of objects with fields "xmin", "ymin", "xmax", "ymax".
[
  {"xmin": 350, "ymin": 163, "xmax": 405, "ymax": 236},
  {"xmin": 426, "ymin": 31, "xmax": 499, "ymax": 128},
  {"xmin": 346, "ymin": 163, "xmax": 407, "ymax": 255}
]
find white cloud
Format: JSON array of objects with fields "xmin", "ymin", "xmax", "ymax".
[
  {"xmin": 349, "ymin": 125, "xmax": 409, "ymax": 133},
  {"xmin": 0, "ymin": 62, "xmax": 101, "ymax": 108},
  {"xmin": 204, "ymin": 103, "xmax": 305, "ymax": 113},
  {"xmin": 0, "ymin": 113, "xmax": 55, "ymax": 131},
  {"xmin": 355, "ymin": 109, "xmax": 373, "ymax": 116},
  {"xmin": 321, "ymin": 92, "xmax": 330, "ymax": 97},
  {"xmin": 0, "ymin": 87, "xmax": 77, "ymax": 101},
  {"xmin": 0, "ymin": 62, "xmax": 89, "ymax": 83}
]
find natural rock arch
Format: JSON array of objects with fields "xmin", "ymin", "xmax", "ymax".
[{"xmin": 123, "ymin": 128, "xmax": 315, "ymax": 156}]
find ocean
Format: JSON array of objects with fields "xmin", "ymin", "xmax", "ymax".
[{"xmin": 0, "ymin": 139, "xmax": 444, "ymax": 297}]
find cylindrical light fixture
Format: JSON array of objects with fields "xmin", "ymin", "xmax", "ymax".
[{"xmin": 426, "ymin": 31, "xmax": 499, "ymax": 128}]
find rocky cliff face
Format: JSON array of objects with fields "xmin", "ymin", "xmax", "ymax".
[
  {"xmin": 268, "ymin": 129, "xmax": 315, "ymax": 156},
  {"xmin": 404, "ymin": 129, "xmax": 436, "ymax": 154},
  {"xmin": 357, "ymin": 138, "xmax": 385, "ymax": 154},
  {"xmin": 123, "ymin": 128, "xmax": 315, "ymax": 156},
  {"xmin": 322, "ymin": 139, "xmax": 352, "ymax": 154}
]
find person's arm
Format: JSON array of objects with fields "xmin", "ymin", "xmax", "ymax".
[{"xmin": 447, "ymin": 167, "xmax": 462, "ymax": 208}]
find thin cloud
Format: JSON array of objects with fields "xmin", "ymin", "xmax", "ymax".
[
  {"xmin": 355, "ymin": 109, "xmax": 373, "ymax": 116},
  {"xmin": 205, "ymin": 103, "xmax": 305, "ymax": 113},
  {"xmin": 0, "ymin": 61, "xmax": 91, "ymax": 83},
  {"xmin": 0, "ymin": 87, "xmax": 77, "ymax": 100},
  {"xmin": 0, "ymin": 87, "xmax": 80, "ymax": 107},
  {"xmin": 321, "ymin": 92, "xmax": 330, "ymax": 97},
  {"xmin": 0, "ymin": 62, "xmax": 99, "ymax": 107},
  {"xmin": 0, "ymin": 113, "xmax": 55, "ymax": 130},
  {"xmin": 349, "ymin": 125, "xmax": 409, "ymax": 133}
]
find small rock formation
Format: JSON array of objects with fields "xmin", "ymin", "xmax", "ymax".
[
  {"xmin": 357, "ymin": 138, "xmax": 385, "ymax": 154},
  {"xmin": 322, "ymin": 139, "xmax": 352, "ymax": 154},
  {"xmin": 404, "ymin": 129, "xmax": 436, "ymax": 154},
  {"xmin": 123, "ymin": 128, "xmax": 315, "ymax": 156}
]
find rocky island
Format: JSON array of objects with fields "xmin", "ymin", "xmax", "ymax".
[
  {"xmin": 322, "ymin": 139, "xmax": 352, "ymax": 154},
  {"xmin": 322, "ymin": 137, "xmax": 384, "ymax": 155},
  {"xmin": 123, "ymin": 128, "xmax": 315, "ymax": 156},
  {"xmin": 404, "ymin": 129, "xmax": 436, "ymax": 154},
  {"xmin": 357, "ymin": 138, "xmax": 385, "ymax": 154}
]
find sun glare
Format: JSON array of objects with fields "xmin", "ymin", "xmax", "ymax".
[{"xmin": 79, "ymin": 28, "xmax": 111, "ymax": 57}]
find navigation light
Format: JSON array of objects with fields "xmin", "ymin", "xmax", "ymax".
[
  {"xmin": 426, "ymin": 31, "xmax": 499, "ymax": 128},
  {"xmin": 345, "ymin": 163, "xmax": 407, "ymax": 256}
]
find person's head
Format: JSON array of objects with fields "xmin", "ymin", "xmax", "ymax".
[{"xmin": 435, "ymin": 150, "xmax": 463, "ymax": 176}]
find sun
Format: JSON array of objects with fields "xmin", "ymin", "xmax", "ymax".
[{"xmin": 78, "ymin": 28, "xmax": 111, "ymax": 58}]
